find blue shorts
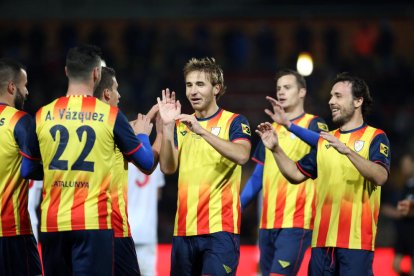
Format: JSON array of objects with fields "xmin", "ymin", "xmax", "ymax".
[
  {"xmin": 259, "ymin": 228, "xmax": 311, "ymax": 276},
  {"xmin": 308, "ymin": 247, "xmax": 374, "ymax": 276},
  {"xmin": 171, "ymin": 232, "xmax": 240, "ymax": 276},
  {"xmin": 114, "ymin": 237, "xmax": 140, "ymax": 276},
  {"xmin": 39, "ymin": 229, "xmax": 113, "ymax": 276},
  {"xmin": 0, "ymin": 235, "xmax": 42, "ymax": 276}
]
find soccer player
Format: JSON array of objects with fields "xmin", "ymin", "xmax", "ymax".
[
  {"xmin": 158, "ymin": 57, "xmax": 252, "ymax": 276},
  {"xmin": 255, "ymin": 73, "xmax": 391, "ymax": 276},
  {"xmin": 240, "ymin": 69, "xmax": 328, "ymax": 276},
  {"xmin": 21, "ymin": 45, "xmax": 154, "ymax": 275},
  {"xmin": 0, "ymin": 58, "xmax": 41, "ymax": 275},
  {"xmin": 128, "ymin": 164, "xmax": 165, "ymax": 276}
]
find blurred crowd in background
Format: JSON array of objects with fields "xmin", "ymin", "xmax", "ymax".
[{"xmin": 1, "ymin": 15, "xmax": 413, "ymax": 245}]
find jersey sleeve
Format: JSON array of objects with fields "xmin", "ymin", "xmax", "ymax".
[
  {"xmin": 13, "ymin": 113, "xmax": 32, "ymax": 152},
  {"xmin": 251, "ymin": 141, "xmax": 265, "ymax": 165},
  {"xmin": 21, "ymin": 115, "xmax": 41, "ymax": 160},
  {"xmin": 229, "ymin": 114, "xmax": 252, "ymax": 143},
  {"xmin": 297, "ymin": 147, "xmax": 318, "ymax": 179},
  {"xmin": 308, "ymin": 117, "xmax": 329, "ymax": 133},
  {"xmin": 369, "ymin": 133, "xmax": 391, "ymax": 173},
  {"xmin": 113, "ymin": 111, "xmax": 154, "ymax": 171}
]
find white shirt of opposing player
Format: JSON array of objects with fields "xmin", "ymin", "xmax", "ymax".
[
  {"xmin": 128, "ymin": 163, "xmax": 165, "ymax": 244},
  {"xmin": 28, "ymin": 180, "xmax": 43, "ymax": 241}
]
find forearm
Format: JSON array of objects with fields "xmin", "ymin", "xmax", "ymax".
[
  {"xmin": 199, "ymin": 129, "xmax": 250, "ymax": 165},
  {"xmin": 272, "ymin": 146, "xmax": 307, "ymax": 184},
  {"xmin": 240, "ymin": 164, "xmax": 263, "ymax": 210},
  {"xmin": 20, "ymin": 157, "xmax": 44, "ymax": 180},
  {"xmin": 129, "ymin": 134, "xmax": 154, "ymax": 172},
  {"xmin": 159, "ymin": 125, "xmax": 178, "ymax": 174},
  {"xmin": 288, "ymin": 124, "xmax": 320, "ymax": 147},
  {"xmin": 346, "ymin": 150, "xmax": 388, "ymax": 186}
]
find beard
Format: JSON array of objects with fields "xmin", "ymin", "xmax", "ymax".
[
  {"xmin": 14, "ymin": 87, "xmax": 26, "ymax": 110},
  {"xmin": 332, "ymin": 102, "xmax": 355, "ymax": 126}
]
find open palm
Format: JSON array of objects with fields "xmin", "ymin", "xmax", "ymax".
[{"xmin": 157, "ymin": 88, "xmax": 181, "ymax": 124}]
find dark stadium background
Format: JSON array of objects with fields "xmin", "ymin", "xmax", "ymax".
[{"xmin": 2, "ymin": 1, "xmax": 414, "ymax": 274}]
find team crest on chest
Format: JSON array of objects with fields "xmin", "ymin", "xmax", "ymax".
[
  {"xmin": 211, "ymin": 127, "xmax": 221, "ymax": 136},
  {"xmin": 354, "ymin": 140, "xmax": 365, "ymax": 152}
]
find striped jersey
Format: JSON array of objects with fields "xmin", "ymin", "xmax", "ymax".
[
  {"xmin": 173, "ymin": 108, "xmax": 251, "ymax": 236},
  {"xmin": 24, "ymin": 95, "xmax": 143, "ymax": 232},
  {"xmin": 0, "ymin": 104, "xmax": 32, "ymax": 236},
  {"xmin": 298, "ymin": 124, "xmax": 391, "ymax": 251},
  {"xmin": 111, "ymin": 148, "xmax": 131, "ymax": 237},
  {"xmin": 253, "ymin": 113, "xmax": 327, "ymax": 230}
]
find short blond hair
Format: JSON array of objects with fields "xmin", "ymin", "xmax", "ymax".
[{"xmin": 183, "ymin": 57, "xmax": 226, "ymax": 99}]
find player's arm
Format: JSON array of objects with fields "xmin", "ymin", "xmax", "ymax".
[
  {"xmin": 175, "ymin": 114, "xmax": 251, "ymax": 165},
  {"xmin": 240, "ymin": 141, "xmax": 266, "ymax": 210},
  {"xmin": 114, "ymin": 111, "xmax": 154, "ymax": 173},
  {"xmin": 256, "ymin": 122, "xmax": 310, "ymax": 184},
  {"xmin": 240, "ymin": 163, "xmax": 263, "ymax": 211},
  {"xmin": 157, "ymin": 89, "xmax": 180, "ymax": 174},
  {"xmin": 19, "ymin": 115, "xmax": 44, "ymax": 180},
  {"xmin": 320, "ymin": 131, "xmax": 390, "ymax": 186}
]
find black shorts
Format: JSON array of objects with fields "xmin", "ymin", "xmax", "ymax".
[
  {"xmin": 114, "ymin": 237, "xmax": 140, "ymax": 275},
  {"xmin": 0, "ymin": 235, "xmax": 42, "ymax": 276},
  {"xmin": 40, "ymin": 229, "xmax": 113, "ymax": 276}
]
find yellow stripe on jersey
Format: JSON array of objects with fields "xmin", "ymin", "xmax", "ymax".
[
  {"xmin": 260, "ymin": 114, "xmax": 317, "ymax": 230},
  {"xmin": 174, "ymin": 109, "xmax": 241, "ymax": 236},
  {"xmin": 111, "ymin": 149, "xmax": 131, "ymax": 237},
  {"xmin": 312, "ymin": 126, "xmax": 382, "ymax": 251},
  {"xmin": 0, "ymin": 105, "xmax": 32, "ymax": 236},
  {"xmin": 37, "ymin": 96, "xmax": 117, "ymax": 232}
]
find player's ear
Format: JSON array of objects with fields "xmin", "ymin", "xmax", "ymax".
[
  {"xmin": 64, "ymin": 66, "xmax": 69, "ymax": 77},
  {"xmin": 354, "ymin": 97, "xmax": 363, "ymax": 108},
  {"xmin": 103, "ymin": 89, "xmax": 111, "ymax": 101},
  {"xmin": 7, "ymin": 81, "xmax": 15, "ymax": 95},
  {"xmin": 213, "ymin": 84, "xmax": 221, "ymax": 96},
  {"xmin": 299, "ymin": 88, "xmax": 306, "ymax": 99}
]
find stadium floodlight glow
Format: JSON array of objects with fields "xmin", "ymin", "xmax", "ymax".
[{"xmin": 296, "ymin": 52, "xmax": 313, "ymax": 76}]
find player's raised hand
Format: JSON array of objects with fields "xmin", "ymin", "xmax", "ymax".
[
  {"xmin": 175, "ymin": 114, "xmax": 203, "ymax": 135},
  {"xmin": 320, "ymin": 131, "xmax": 351, "ymax": 155},
  {"xmin": 256, "ymin": 122, "xmax": 279, "ymax": 151},
  {"xmin": 131, "ymin": 113, "xmax": 153, "ymax": 135},
  {"xmin": 157, "ymin": 88, "xmax": 181, "ymax": 125},
  {"xmin": 146, "ymin": 104, "xmax": 159, "ymax": 122},
  {"xmin": 265, "ymin": 96, "xmax": 291, "ymax": 128}
]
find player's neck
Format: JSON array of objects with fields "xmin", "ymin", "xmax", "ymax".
[
  {"xmin": 195, "ymin": 104, "xmax": 219, "ymax": 119},
  {"xmin": 340, "ymin": 112, "xmax": 364, "ymax": 132},
  {"xmin": 66, "ymin": 82, "xmax": 94, "ymax": 97},
  {"xmin": 0, "ymin": 96, "xmax": 14, "ymax": 107},
  {"xmin": 285, "ymin": 105, "xmax": 304, "ymax": 121}
]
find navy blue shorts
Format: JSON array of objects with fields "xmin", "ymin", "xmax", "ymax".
[
  {"xmin": 171, "ymin": 232, "xmax": 240, "ymax": 276},
  {"xmin": 39, "ymin": 229, "xmax": 113, "ymax": 276},
  {"xmin": 114, "ymin": 237, "xmax": 140, "ymax": 276},
  {"xmin": 308, "ymin": 247, "xmax": 374, "ymax": 276},
  {"xmin": 259, "ymin": 228, "xmax": 311, "ymax": 276},
  {"xmin": 0, "ymin": 235, "xmax": 42, "ymax": 276}
]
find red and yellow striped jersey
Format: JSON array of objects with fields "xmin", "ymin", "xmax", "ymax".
[
  {"xmin": 111, "ymin": 149, "xmax": 131, "ymax": 238},
  {"xmin": 0, "ymin": 104, "xmax": 32, "ymax": 236},
  {"xmin": 174, "ymin": 109, "xmax": 251, "ymax": 236},
  {"xmin": 298, "ymin": 125, "xmax": 391, "ymax": 251},
  {"xmin": 257, "ymin": 114, "xmax": 325, "ymax": 230},
  {"xmin": 35, "ymin": 96, "xmax": 118, "ymax": 232}
]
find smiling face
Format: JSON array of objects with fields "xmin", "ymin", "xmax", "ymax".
[
  {"xmin": 329, "ymin": 81, "xmax": 357, "ymax": 126},
  {"xmin": 185, "ymin": 70, "xmax": 220, "ymax": 116},
  {"xmin": 276, "ymin": 74, "xmax": 305, "ymax": 112}
]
